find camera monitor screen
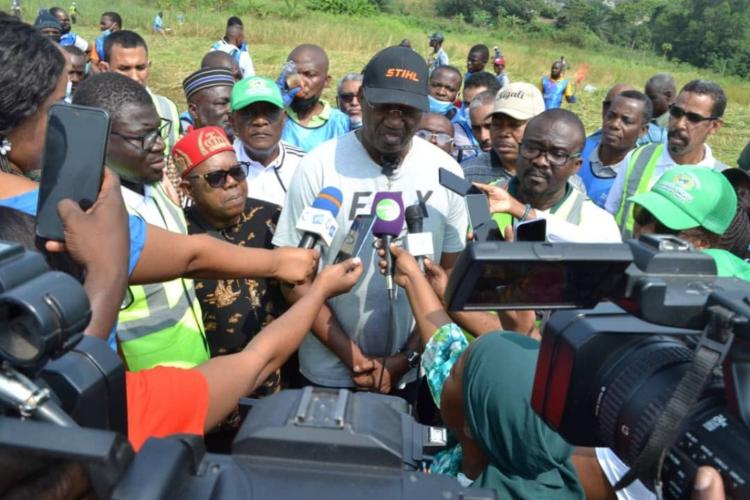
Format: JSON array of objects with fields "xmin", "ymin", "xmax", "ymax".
[{"xmin": 444, "ymin": 242, "xmax": 633, "ymax": 311}]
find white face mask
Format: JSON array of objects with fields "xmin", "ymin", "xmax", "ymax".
[{"xmin": 64, "ymin": 79, "xmax": 74, "ymax": 103}]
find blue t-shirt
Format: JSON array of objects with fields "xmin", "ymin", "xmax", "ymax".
[
  {"xmin": 281, "ymin": 107, "xmax": 350, "ymax": 153},
  {"xmin": 0, "ymin": 189, "xmax": 146, "ymax": 276}
]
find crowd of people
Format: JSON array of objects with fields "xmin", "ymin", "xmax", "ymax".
[{"xmin": 0, "ymin": 7, "xmax": 747, "ymax": 499}]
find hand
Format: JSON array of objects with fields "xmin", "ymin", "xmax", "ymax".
[
  {"xmin": 271, "ymin": 247, "xmax": 320, "ymax": 285},
  {"xmin": 45, "ymin": 168, "xmax": 129, "ymax": 274},
  {"xmin": 311, "ymin": 257, "xmax": 363, "ymax": 298},
  {"xmin": 275, "ymin": 68, "xmax": 302, "ymax": 108},
  {"xmin": 377, "ymin": 243, "xmax": 421, "ymax": 288},
  {"xmin": 352, "ymin": 354, "xmax": 408, "ymax": 394},
  {"xmin": 472, "ymin": 182, "xmax": 519, "ymax": 215},
  {"xmin": 692, "ymin": 466, "xmax": 725, "ymax": 500},
  {"xmin": 423, "ymin": 257, "xmax": 449, "ymax": 302}
]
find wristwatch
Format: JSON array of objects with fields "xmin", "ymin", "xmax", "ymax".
[{"xmin": 402, "ymin": 350, "xmax": 421, "ymax": 369}]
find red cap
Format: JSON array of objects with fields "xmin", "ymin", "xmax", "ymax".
[
  {"xmin": 494, "ymin": 56, "xmax": 506, "ymax": 66},
  {"xmin": 172, "ymin": 126, "xmax": 235, "ymax": 178}
]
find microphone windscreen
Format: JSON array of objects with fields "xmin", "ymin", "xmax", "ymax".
[
  {"xmin": 311, "ymin": 186, "xmax": 343, "ymax": 217},
  {"xmin": 371, "ymin": 192, "xmax": 405, "ymax": 238}
]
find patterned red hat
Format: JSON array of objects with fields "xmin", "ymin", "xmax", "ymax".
[{"xmin": 172, "ymin": 126, "xmax": 235, "ymax": 178}]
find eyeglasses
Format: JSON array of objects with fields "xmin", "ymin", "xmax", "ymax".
[
  {"xmin": 668, "ymin": 104, "xmax": 718, "ymax": 124},
  {"xmin": 338, "ymin": 92, "xmax": 358, "ymax": 103},
  {"xmin": 519, "ymin": 142, "xmax": 581, "ymax": 167},
  {"xmin": 187, "ymin": 162, "xmax": 249, "ymax": 188},
  {"xmin": 112, "ymin": 118, "xmax": 172, "ymax": 151},
  {"xmin": 415, "ymin": 129, "xmax": 454, "ymax": 147}
]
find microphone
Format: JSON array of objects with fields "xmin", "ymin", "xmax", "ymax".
[
  {"xmin": 296, "ymin": 187, "xmax": 343, "ymax": 249},
  {"xmin": 404, "ymin": 204, "xmax": 433, "ymax": 272},
  {"xmin": 371, "ymin": 192, "xmax": 404, "ymax": 299}
]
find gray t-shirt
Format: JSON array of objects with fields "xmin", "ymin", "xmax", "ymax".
[{"xmin": 273, "ymin": 131, "xmax": 468, "ymax": 387}]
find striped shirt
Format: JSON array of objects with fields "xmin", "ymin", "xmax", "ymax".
[{"xmin": 234, "ymin": 140, "xmax": 305, "ymax": 207}]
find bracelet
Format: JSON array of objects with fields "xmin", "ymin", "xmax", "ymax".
[{"xmin": 520, "ymin": 203, "xmax": 532, "ymax": 222}]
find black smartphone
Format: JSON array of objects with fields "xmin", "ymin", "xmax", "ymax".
[
  {"xmin": 515, "ymin": 218, "xmax": 547, "ymax": 242},
  {"xmin": 334, "ymin": 214, "xmax": 375, "ymax": 264},
  {"xmin": 438, "ymin": 167, "xmax": 482, "ymax": 196},
  {"xmin": 36, "ymin": 104, "xmax": 111, "ymax": 241}
]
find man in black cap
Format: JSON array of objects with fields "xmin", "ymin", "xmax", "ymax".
[
  {"xmin": 179, "ymin": 67, "xmax": 235, "ymax": 137},
  {"xmin": 273, "ymin": 46, "xmax": 470, "ymax": 397},
  {"xmin": 34, "ymin": 9, "xmax": 62, "ymax": 42}
]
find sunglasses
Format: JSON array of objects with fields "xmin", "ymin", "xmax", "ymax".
[
  {"xmin": 338, "ymin": 92, "xmax": 358, "ymax": 103},
  {"xmin": 668, "ymin": 104, "xmax": 718, "ymax": 124},
  {"xmin": 415, "ymin": 129, "xmax": 454, "ymax": 147},
  {"xmin": 188, "ymin": 162, "xmax": 249, "ymax": 188}
]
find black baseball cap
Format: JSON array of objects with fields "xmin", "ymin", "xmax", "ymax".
[{"xmin": 362, "ymin": 46, "xmax": 429, "ymax": 112}]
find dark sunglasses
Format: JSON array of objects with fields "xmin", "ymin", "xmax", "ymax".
[
  {"xmin": 668, "ymin": 104, "xmax": 719, "ymax": 124},
  {"xmin": 338, "ymin": 92, "xmax": 358, "ymax": 103},
  {"xmin": 188, "ymin": 162, "xmax": 249, "ymax": 188}
]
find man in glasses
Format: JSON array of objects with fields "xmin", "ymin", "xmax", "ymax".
[
  {"xmin": 231, "ymin": 76, "xmax": 305, "ymax": 207},
  {"xmin": 273, "ymin": 46, "xmax": 469, "ymax": 396},
  {"xmin": 605, "ymin": 79, "xmax": 728, "ymax": 238},
  {"xmin": 416, "ymin": 112, "xmax": 454, "ymax": 155},
  {"xmin": 177, "ymin": 127, "xmax": 287, "ymax": 408},
  {"xmin": 336, "ymin": 72, "xmax": 363, "ymax": 129},
  {"xmin": 474, "ymin": 109, "xmax": 621, "ymax": 242}
]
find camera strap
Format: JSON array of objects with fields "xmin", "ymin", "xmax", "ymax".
[{"xmin": 614, "ymin": 304, "xmax": 737, "ymax": 497}]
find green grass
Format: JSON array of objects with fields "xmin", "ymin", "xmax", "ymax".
[{"xmin": 19, "ymin": 0, "xmax": 750, "ymax": 162}]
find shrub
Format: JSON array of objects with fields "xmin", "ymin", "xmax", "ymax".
[{"xmin": 307, "ymin": 0, "xmax": 378, "ymax": 16}]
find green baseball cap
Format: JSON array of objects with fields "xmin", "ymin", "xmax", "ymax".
[
  {"xmin": 629, "ymin": 166, "xmax": 737, "ymax": 235},
  {"xmin": 230, "ymin": 76, "xmax": 284, "ymax": 112}
]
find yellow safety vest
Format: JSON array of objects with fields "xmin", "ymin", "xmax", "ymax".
[
  {"xmin": 118, "ymin": 182, "xmax": 209, "ymax": 372},
  {"xmin": 149, "ymin": 91, "xmax": 181, "ymax": 156},
  {"xmin": 613, "ymin": 143, "xmax": 663, "ymax": 239}
]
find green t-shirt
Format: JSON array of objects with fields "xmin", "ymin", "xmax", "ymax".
[{"xmin": 703, "ymin": 249, "xmax": 750, "ymax": 281}]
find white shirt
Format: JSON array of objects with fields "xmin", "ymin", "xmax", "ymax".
[
  {"xmin": 272, "ymin": 132, "xmax": 468, "ymax": 387},
  {"xmin": 536, "ymin": 199, "xmax": 622, "ymax": 243},
  {"xmin": 211, "ymin": 39, "xmax": 255, "ymax": 78},
  {"xmin": 234, "ymin": 139, "xmax": 304, "ymax": 207},
  {"xmin": 595, "ymin": 448, "xmax": 656, "ymax": 500},
  {"xmin": 604, "ymin": 142, "xmax": 722, "ymax": 215}
]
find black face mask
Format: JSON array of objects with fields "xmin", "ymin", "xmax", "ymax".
[{"xmin": 290, "ymin": 95, "xmax": 319, "ymax": 114}]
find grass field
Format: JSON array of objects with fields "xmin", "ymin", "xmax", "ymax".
[{"xmin": 18, "ymin": 0, "xmax": 750, "ymax": 162}]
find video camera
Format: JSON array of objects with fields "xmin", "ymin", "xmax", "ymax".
[
  {"xmin": 0, "ymin": 241, "xmax": 496, "ymax": 499},
  {"xmin": 445, "ymin": 235, "xmax": 750, "ymax": 499}
]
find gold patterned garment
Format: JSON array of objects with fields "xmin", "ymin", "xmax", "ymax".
[{"xmin": 186, "ymin": 199, "xmax": 287, "ymax": 396}]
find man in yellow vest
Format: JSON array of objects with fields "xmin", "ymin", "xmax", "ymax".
[
  {"xmin": 475, "ymin": 108, "xmax": 620, "ymax": 243},
  {"xmin": 74, "ymin": 72, "xmax": 207, "ymax": 371},
  {"xmin": 604, "ymin": 80, "xmax": 727, "ymax": 238}
]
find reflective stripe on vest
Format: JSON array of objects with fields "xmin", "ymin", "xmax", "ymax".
[
  {"xmin": 614, "ymin": 143, "xmax": 662, "ymax": 238},
  {"xmin": 118, "ymin": 183, "xmax": 208, "ymax": 372}
]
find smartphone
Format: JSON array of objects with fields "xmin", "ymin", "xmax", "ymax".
[
  {"xmin": 36, "ymin": 104, "xmax": 111, "ymax": 241},
  {"xmin": 438, "ymin": 167, "xmax": 481, "ymax": 196},
  {"xmin": 515, "ymin": 218, "xmax": 547, "ymax": 242},
  {"xmin": 334, "ymin": 215, "xmax": 375, "ymax": 264}
]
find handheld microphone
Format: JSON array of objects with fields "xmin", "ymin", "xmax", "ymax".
[
  {"xmin": 296, "ymin": 187, "xmax": 343, "ymax": 249},
  {"xmin": 371, "ymin": 192, "xmax": 404, "ymax": 299},
  {"xmin": 404, "ymin": 204, "xmax": 433, "ymax": 272}
]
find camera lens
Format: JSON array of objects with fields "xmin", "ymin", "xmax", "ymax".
[
  {"xmin": 0, "ymin": 302, "xmax": 41, "ymax": 365},
  {"xmin": 595, "ymin": 336, "xmax": 693, "ymax": 467}
]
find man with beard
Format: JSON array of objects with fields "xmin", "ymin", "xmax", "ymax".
[
  {"xmin": 579, "ymin": 90, "xmax": 651, "ymax": 208},
  {"xmin": 475, "ymin": 109, "xmax": 620, "ymax": 243},
  {"xmin": 50, "ymin": 6, "xmax": 88, "ymax": 53},
  {"xmin": 273, "ymin": 46, "xmax": 470, "ymax": 396},
  {"xmin": 337, "ymin": 72, "xmax": 363, "ymax": 129},
  {"xmin": 605, "ymin": 80, "xmax": 727, "ymax": 238},
  {"xmin": 231, "ymin": 76, "xmax": 304, "ymax": 207},
  {"xmin": 280, "ymin": 44, "xmax": 350, "ymax": 152},
  {"xmin": 180, "ymin": 67, "xmax": 234, "ymax": 138},
  {"xmin": 463, "ymin": 82, "xmax": 545, "ymax": 185},
  {"xmin": 467, "ymin": 90, "xmax": 496, "ymax": 156}
]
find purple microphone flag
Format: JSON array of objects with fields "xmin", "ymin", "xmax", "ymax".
[{"xmin": 371, "ymin": 192, "xmax": 405, "ymax": 238}]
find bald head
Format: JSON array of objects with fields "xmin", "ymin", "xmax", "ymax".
[
  {"xmin": 528, "ymin": 108, "xmax": 585, "ymax": 151},
  {"xmin": 645, "ymin": 73, "xmax": 676, "ymax": 117},
  {"xmin": 288, "ymin": 44, "xmax": 329, "ymax": 72},
  {"xmin": 201, "ymin": 51, "xmax": 241, "ymax": 81}
]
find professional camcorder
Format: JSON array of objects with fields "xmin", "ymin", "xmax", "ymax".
[
  {"xmin": 0, "ymin": 241, "xmax": 495, "ymax": 499},
  {"xmin": 446, "ymin": 235, "xmax": 750, "ymax": 499}
]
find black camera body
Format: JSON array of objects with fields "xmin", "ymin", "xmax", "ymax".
[
  {"xmin": 0, "ymin": 241, "xmax": 495, "ymax": 500},
  {"xmin": 445, "ymin": 235, "xmax": 750, "ymax": 499}
]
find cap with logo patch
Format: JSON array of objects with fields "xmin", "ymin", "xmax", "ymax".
[
  {"xmin": 492, "ymin": 82, "xmax": 545, "ymax": 121},
  {"xmin": 629, "ymin": 166, "xmax": 737, "ymax": 235},
  {"xmin": 231, "ymin": 76, "xmax": 284, "ymax": 112},
  {"xmin": 362, "ymin": 46, "xmax": 429, "ymax": 112}
]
